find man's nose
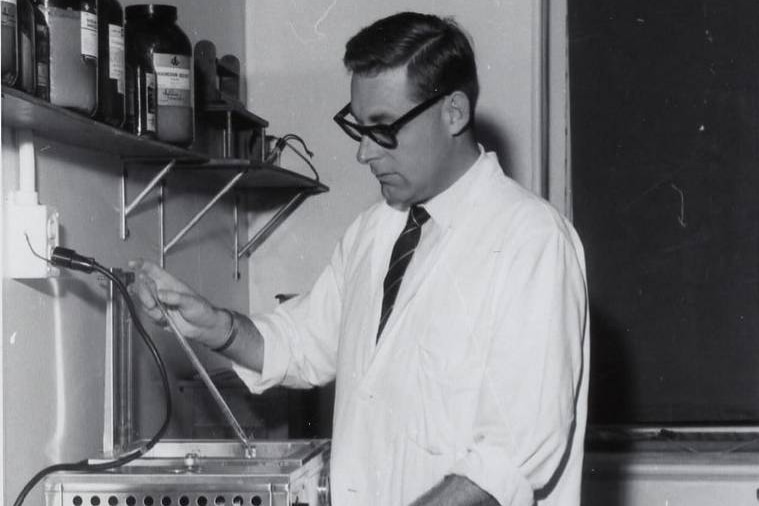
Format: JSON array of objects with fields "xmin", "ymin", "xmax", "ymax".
[{"xmin": 356, "ymin": 135, "xmax": 381, "ymax": 164}]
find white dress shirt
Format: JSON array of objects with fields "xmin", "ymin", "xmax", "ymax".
[{"xmin": 234, "ymin": 149, "xmax": 590, "ymax": 506}]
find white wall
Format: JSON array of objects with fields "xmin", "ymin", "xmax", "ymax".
[
  {"xmin": 244, "ymin": 0, "xmax": 567, "ymax": 311},
  {"xmin": 1, "ymin": 2, "xmax": 249, "ymax": 505}
]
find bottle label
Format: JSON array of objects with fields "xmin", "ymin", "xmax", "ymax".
[
  {"xmin": 80, "ymin": 10, "xmax": 97, "ymax": 59},
  {"xmin": 108, "ymin": 24, "xmax": 124, "ymax": 94},
  {"xmin": 1, "ymin": 1, "xmax": 17, "ymax": 27},
  {"xmin": 36, "ymin": 61, "xmax": 49, "ymax": 88},
  {"xmin": 146, "ymin": 71, "xmax": 157, "ymax": 131},
  {"xmin": 154, "ymin": 53, "xmax": 191, "ymax": 107}
]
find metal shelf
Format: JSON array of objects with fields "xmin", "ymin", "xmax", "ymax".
[
  {"xmin": 1, "ymin": 86, "xmax": 205, "ymax": 161},
  {"xmin": 168, "ymin": 160, "xmax": 327, "ymax": 192},
  {"xmin": 3, "ymin": 86, "xmax": 328, "ymax": 278}
]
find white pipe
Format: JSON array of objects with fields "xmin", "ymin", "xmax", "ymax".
[
  {"xmin": 16, "ymin": 129, "xmax": 38, "ymax": 206},
  {"xmin": 44, "ymin": 278, "xmax": 66, "ymax": 462}
]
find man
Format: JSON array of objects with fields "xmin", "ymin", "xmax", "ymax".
[{"xmin": 132, "ymin": 11, "xmax": 589, "ymax": 506}]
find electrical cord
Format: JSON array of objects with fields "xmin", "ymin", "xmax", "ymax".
[
  {"xmin": 268, "ymin": 133, "xmax": 320, "ymax": 183},
  {"xmin": 12, "ymin": 247, "xmax": 173, "ymax": 506}
]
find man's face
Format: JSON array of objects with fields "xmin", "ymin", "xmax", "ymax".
[{"xmin": 349, "ymin": 68, "xmax": 449, "ymax": 210}]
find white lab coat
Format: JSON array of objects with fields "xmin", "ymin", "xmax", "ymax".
[{"xmin": 234, "ymin": 150, "xmax": 589, "ymax": 506}]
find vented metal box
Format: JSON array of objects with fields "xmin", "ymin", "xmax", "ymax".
[{"xmin": 44, "ymin": 439, "xmax": 331, "ymax": 506}]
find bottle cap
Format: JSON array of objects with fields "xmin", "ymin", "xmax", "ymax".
[{"xmin": 125, "ymin": 4, "xmax": 177, "ymax": 22}]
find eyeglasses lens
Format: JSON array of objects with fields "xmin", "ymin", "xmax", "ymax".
[
  {"xmin": 342, "ymin": 123, "xmax": 363, "ymax": 142},
  {"xmin": 338, "ymin": 120, "xmax": 396, "ymax": 149},
  {"xmin": 369, "ymin": 130, "xmax": 396, "ymax": 149}
]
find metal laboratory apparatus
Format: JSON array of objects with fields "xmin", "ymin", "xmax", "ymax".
[{"xmin": 41, "ymin": 254, "xmax": 331, "ymax": 506}]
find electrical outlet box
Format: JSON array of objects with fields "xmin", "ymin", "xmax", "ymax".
[{"xmin": 4, "ymin": 201, "xmax": 60, "ymax": 278}]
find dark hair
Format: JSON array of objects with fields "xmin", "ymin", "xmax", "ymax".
[{"xmin": 343, "ymin": 11, "xmax": 479, "ymax": 111}]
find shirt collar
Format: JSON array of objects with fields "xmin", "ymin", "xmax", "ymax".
[{"xmin": 422, "ymin": 145, "xmax": 486, "ymax": 230}]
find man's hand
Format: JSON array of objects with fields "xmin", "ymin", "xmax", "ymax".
[{"xmin": 128, "ymin": 259, "xmax": 232, "ymax": 349}]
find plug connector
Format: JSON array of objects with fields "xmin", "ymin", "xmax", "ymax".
[{"xmin": 50, "ymin": 247, "xmax": 96, "ymax": 273}]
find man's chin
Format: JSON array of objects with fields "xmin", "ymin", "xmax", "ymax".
[{"xmin": 380, "ymin": 187, "xmax": 409, "ymax": 210}]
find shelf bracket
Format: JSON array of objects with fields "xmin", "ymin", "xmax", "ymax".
[
  {"xmin": 119, "ymin": 157, "xmax": 324, "ymax": 280},
  {"xmin": 121, "ymin": 160, "xmax": 176, "ymax": 240},
  {"xmin": 159, "ymin": 181, "xmax": 166, "ymax": 268},
  {"xmin": 234, "ymin": 194, "xmax": 240, "ymax": 280},
  {"xmin": 163, "ymin": 168, "xmax": 248, "ymax": 257},
  {"xmin": 237, "ymin": 191, "xmax": 309, "ymax": 259}
]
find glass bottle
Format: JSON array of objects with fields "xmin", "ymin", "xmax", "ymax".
[
  {"xmin": 125, "ymin": 4, "xmax": 193, "ymax": 146},
  {"xmin": 95, "ymin": 0, "xmax": 124, "ymax": 127},
  {"xmin": 15, "ymin": 0, "xmax": 33, "ymax": 93},
  {"xmin": 1, "ymin": 0, "xmax": 18, "ymax": 85},
  {"xmin": 31, "ymin": 0, "xmax": 48, "ymax": 100},
  {"xmin": 124, "ymin": 4, "xmax": 156, "ymax": 138},
  {"xmin": 40, "ymin": 0, "xmax": 98, "ymax": 115}
]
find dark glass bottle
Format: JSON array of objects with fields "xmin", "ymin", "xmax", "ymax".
[
  {"xmin": 125, "ymin": 4, "xmax": 193, "ymax": 146},
  {"xmin": 15, "ymin": 0, "xmax": 34, "ymax": 93},
  {"xmin": 31, "ymin": 0, "xmax": 48, "ymax": 100},
  {"xmin": 124, "ymin": 5, "xmax": 156, "ymax": 138},
  {"xmin": 39, "ymin": 0, "xmax": 98, "ymax": 115},
  {"xmin": 95, "ymin": 0, "xmax": 124, "ymax": 126},
  {"xmin": 1, "ymin": 0, "xmax": 18, "ymax": 85}
]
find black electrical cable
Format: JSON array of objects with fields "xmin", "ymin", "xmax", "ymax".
[
  {"xmin": 12, "ymin": 253, "xmax": 173, "ymax": 506},
  {"xmin": 272, "ymin": 133, "xmax": 321, "ymax": 183}
]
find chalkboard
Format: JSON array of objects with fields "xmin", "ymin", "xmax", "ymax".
[{"xmin": 570, "ymin": 1, "xmax": 759, "ymax": 424}]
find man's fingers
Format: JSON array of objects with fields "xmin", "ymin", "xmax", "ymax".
[
  {"xmin": 127, "ymin": 258, "xmax": 217, "ymax": 337},
  {"xmin": 128, "ymin": 258, "xmax": 161, "ymax": 280},
  {"xmin": 158, "ymin": 290, "xmax": 211, "ymax": 321},
  {"xmin": 146, "ymin": 307, "xmax": 166, "ymax": 324},
  {"xmin": 156, "ymin": 288, "xmax": 192, "ymax": 307},
  {"xmin": 130, "ymin": 275, "xmax": 159, "ymax": 308},
  {"xmin": 129, "ymin": 258, "xmax": 191, "ymax": 292}
]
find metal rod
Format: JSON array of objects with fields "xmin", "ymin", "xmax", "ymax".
[
  {"xmin": 234, "ymin": 194, "xmax": 240, "ymax": 280},
  {"xmin": 103, "ymin": 271, "xmax": 116, "ymax": 453},
  {"xmin": 121, "ymin": 167, "xmax": 128, "ymax": 240},
  {"xmin": 260, "ymin": 127, "xmax": 267, "ymax": 161},
  {"xmin": 118, "ymin": 282, "xmax": 135, "ymax": 451},
  {"xmin": 125, "ymin": 160, "xmax": 176, "ymax": 216},
  {"xmin": 159, "ymin": 182, "xmax": 165, "ymax": 268},
  {"xmin": 146, "ymin": 283, "xmax": 255, "ymax": 458},
  {"xmin": 225, "ymin": 110, "xmax": 233, "ymax": 158},
  {"xmin": 164, "ymin": 169, "xmax": 247, "ymax": 254},
  {"xmin": 238, "ymin": 192, "xmax": 307, "ymax": 258}
]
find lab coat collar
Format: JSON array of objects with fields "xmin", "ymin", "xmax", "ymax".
[{"xmin": 422, "ymin": 145, "xmax": 487, "ymax": 231}]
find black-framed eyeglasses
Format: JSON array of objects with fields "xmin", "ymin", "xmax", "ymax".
[{"xmin": 333, "ymin": 93, "xmax": 447, "ymax": 149}]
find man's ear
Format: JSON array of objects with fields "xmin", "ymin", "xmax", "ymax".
[{"xmin": 443, "ymin": 90, "xmax": 472, "ymax": 136}]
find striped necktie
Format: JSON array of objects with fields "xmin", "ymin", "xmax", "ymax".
[{"xmin": 377, "ymin": 205, "xmax": 430, "ymax": 341}]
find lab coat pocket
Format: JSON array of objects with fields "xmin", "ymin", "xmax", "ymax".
[{"xmin": 405, "ymin": 337, "xmax": 481, "ymax": 458}]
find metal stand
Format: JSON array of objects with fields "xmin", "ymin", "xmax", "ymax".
[{"xmin": 120, "ymin": 161, "xmax": 317, "ymax": 279}]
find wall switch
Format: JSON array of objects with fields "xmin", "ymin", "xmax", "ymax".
[{"xmin": 4, "ymin": 199, "xmax": 60, "ymax": 278}]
